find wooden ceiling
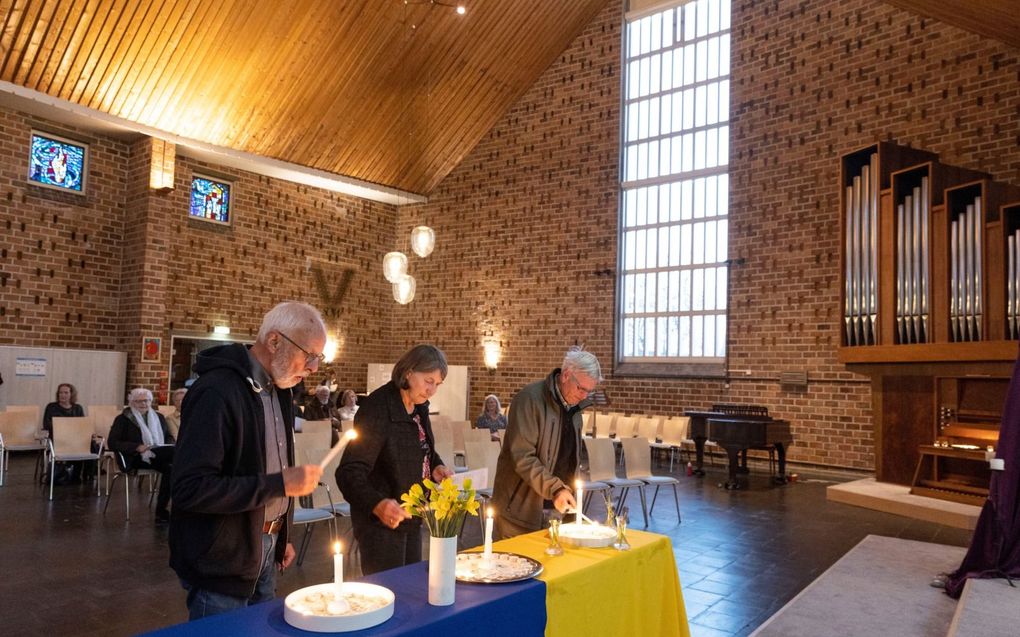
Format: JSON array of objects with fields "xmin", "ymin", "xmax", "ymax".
[
  {"xmin": 882, "ymin": 0, "xmax": 1020, "ymax": 49},
  {"xmin": 0, "ymin": 0, "xmax": 610, "ymax": 195}
]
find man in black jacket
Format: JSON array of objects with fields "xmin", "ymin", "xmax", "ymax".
[{"xmin": 169, "ymin": 301, "xmax": 326, "ymax": 620}]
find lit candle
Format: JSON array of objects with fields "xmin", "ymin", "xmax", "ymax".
[
  {"xmin": 575, "ymin": 479, "xmax": 584, "ymax": 525},
  {"xmin": 333, "ymin": 541, "xmax": 343, "ymax": 594},
  {"xmin": 483, "ymin": 507, "xmax": 494, "ymax": 564},
  {"xmin": 320, "ymin": 429, "xmax": 358, "ymax": 469}
]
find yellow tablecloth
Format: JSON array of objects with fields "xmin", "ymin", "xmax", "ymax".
[{"xmin": 492, "ymin": 529, "xmax": 688, "ymax": 637}]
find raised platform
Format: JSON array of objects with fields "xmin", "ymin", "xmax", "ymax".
[
  {"xmin": 827, "ymin": 478, "xmax": 981, "ymax": 530},
  {"xmin": 947, "ymin": 578, "xmax": 1020, "ymax": 637}
]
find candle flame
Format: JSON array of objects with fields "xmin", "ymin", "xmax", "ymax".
[
  {"xmin": 575, "ymin": 479, "xmax": 582, "ymax": 488},
  {"xmin": 487, "ymin": 506, "xmax": 494, "ymax": 518},
  {"xmin": 334, "ymin": 541, "xmax": 341, "ymax": 554},
  {"xmin": 346, "ymin": 429, "xmax": 358, "ymax": 440}
]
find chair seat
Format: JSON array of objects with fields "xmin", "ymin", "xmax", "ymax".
[
  {"xmin": 637, "ymin": 475, "xmax": 679, "ymax": 485},
  {"xmin": 4, "ymin": 442, "xmax": 46, "ymax": 451},
  {"xmin": 320, "ymin": 502, "xmax": 351, "ymax": 516},
  {"xmin": 55, "ymin": 453, "xmax": 101, "ymax": 462},
  {"xmin": 649, "ymin": 441, "xmax": 670, "ymax": 450},
  {"xmin": 294, "ymin": 508, "xmax": 334, "ymax": 524},
  {"xmin": 581, "ymin": 480, "xmax": 611, "ymax": 491},
  {"xmin": 476, "ymin": 487, "xmax": 493, "ymax": 498},
  {"xmin": 605, "ymin": 477, "xmax": 645, "ymax": 488}
]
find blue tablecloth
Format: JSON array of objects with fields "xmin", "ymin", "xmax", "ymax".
[{"xmin": 142, "ymin": 560, "xmax": 547, "ymax": 636}]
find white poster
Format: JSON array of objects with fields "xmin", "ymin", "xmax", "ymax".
[{"xmin": 15, "ymin": 357, "xmax": 47, "ymax": 377}]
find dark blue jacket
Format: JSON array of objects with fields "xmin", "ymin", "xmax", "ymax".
[{"xmin": 168, "ymin": 343, "xmax": 295, "ymax": 598}]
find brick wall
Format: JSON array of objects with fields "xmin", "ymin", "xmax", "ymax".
[
  {"xmin": 395, "ymin": 0, "xmax": 1020, "ymax": 470},
  {"xmin": 1, "ymin": 0, "xmax": 1018, "ymax": 472}
]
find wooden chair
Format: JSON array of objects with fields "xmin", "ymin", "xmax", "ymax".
[
  {"xmin": 0, "ymin": 410, "xmax": 47, "ymax": 486},
  {"xmin": 593, "ymin": 412, "xmax": 618, "ymax": 439},
  {"xmin": 620, "ymin": 436, "xmax": 681, "ymax": 524},
  {"xmin": 48, "ymin": 416, "xmax": 103, "ymax": 500},
  {"xmin": 660, "ymin": 416, "xmax": 691, "ymax": 471}
]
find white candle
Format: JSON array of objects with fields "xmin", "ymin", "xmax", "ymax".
[
  {"xmin": 575, "ymin": 479, "xmax": 584, "ymax": 525},
  {"xmin": 320, "ymin": 429, "xmax": 358, "ymax": 469},
  {"xmin": 333, "ymin": 541, "xmax": 343, "ymax": 594},
  {"xmin": 483, "ymin": 507, "xmax": 494, "ymax": 563}
]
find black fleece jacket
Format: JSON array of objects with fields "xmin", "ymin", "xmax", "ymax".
[{"xmin": 168, "ymin": 343, "xmax": 295, "ymax": 598}]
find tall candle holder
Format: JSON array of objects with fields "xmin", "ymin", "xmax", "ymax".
[{"xmin": 612, "ymin": 507, "xmax": 631, "ymax": 551}]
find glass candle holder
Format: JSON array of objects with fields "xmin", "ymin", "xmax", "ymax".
[{"xmin": 546, "ymin": 519, "xmax": 564, "ymax": 556}]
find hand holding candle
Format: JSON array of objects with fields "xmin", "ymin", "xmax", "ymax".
[{"xmin": 320, "ymin": 429, "xmax": 358, "ymax": 469}]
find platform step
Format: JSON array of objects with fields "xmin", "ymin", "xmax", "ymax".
[{"xmin": 947, "ymin": 577, "xmax": 1020, "ymax": 637}]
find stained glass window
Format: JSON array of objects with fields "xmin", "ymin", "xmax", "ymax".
[
  {"xmin": 189, "ymin": 174, "xmax": 232, "ymax": 225},
  {"xmin": 28, "ymin": 131, "xmax": 88, "ymax": 194}
]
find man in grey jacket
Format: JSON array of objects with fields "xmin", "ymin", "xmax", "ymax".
[{"xmin": 490, "ymin": 347, "xmax": 602, "ymax": 539}]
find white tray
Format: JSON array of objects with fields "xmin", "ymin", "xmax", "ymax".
[
  {"xmin": 558, "ymin": 522, "xmax": 616, "ymax": 548},
  {"xmin": 283, "ymin": 582, "xmax": 395, "ymax": 633}
]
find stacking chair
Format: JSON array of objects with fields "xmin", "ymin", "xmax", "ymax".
[
  {"xmin": 583, "ymin": 437, "xmax": 647, "ymax": 526},
  {"xmin": 5, "ymin": 404, "xmax": 41, "ymax": 423},
  {"xmin": 434, "ymin": 439, "xmax": 460, "ymax": 473},
  {"xmin": 339, "ymin": 419, "xmax": 355, "ymax": 433},
  {"xmin": 636, "ymin": 417, "xmax": 668, "ymax": 466},
  {"xmin": 462, "ymin": 439, "xmax": 501, "ymax": 534},
  {"xmin": 293, "ymin": 482, "xmax": 340, "ymax": 566},
  {"xmin": 450, "ymin": 420, "xmax": 472, "ymax": 461},
  {"xmin": 103, "ymin": 450, "xmax": 161, "ymax": 521},
  {"xmin": 0, "ymin": 410, "xmax": 47, "ymax": 486},
  {"xmin": 581, "ymin": 411, "xmax": 594, "ymax": 439},
  {"xmin": 594, "ymin": 412, "xmax": 622, "ymax": 439},
  {"xmin": 620, "ymin": 436, "xmax": 681, "ymax": 523},
  {"xmin": 660, "ymin": 417, "xmax": 691, "ymax": 472},
  {"xmin": 48, "ymin": 416, "xmax": 103, "ymax": 500},
  {"xmin": 299, "ymin": 419, "xmax": 334, "ymax": 445},
  {"xmin": 614, "ymin": 416, "xmax": 637, "ymax": 440},
  {"xmin": 303, "ymin": 446, "xmax": 354, "ymax": 567}
]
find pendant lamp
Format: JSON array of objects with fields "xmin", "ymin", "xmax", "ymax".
[
  {"xmin": 393, "ymin": 274, "xmax": 417, "ymax": 304},
  {"xmin": 410, "ymin": 226, "xmax": 435, "ymax": 258},
  {"xmin": 383, "ymin": 252, "xmax": 409, "ymax": 283}
]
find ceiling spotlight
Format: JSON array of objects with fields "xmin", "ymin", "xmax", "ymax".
[{"xmin": 456, "ymin": 5, "xmax": 465, "ymax": 14}]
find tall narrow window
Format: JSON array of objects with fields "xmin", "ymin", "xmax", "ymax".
[{"xmin": 618, "ymin": 0, "xmax": 730, "ymax": 375}]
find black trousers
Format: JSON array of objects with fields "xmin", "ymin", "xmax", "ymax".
[
  {"xmin": 127, "ymin": 446, "xmax": 174, "ymax": 513},
  {"xmin": 354, "ymin": 520, "xmax": 422, "ymax": 575}
]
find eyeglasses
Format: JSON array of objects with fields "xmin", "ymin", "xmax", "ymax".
[
  {"xmin": 277, "ymin": 331, "xmax": 325, "ymax": 366},
  {"xmin": 568, "ymin": 372, "xmax": 597, "ymax": 396}
]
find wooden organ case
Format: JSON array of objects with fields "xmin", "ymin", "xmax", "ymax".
[{"xmin": 838, "ymin": 141, "xmax": 1019, "ymax": 503}]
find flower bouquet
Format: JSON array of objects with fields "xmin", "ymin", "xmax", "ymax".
[
  {"xmin": 400, "ymin": 477, "xmax": 481, "ymax": 537},
  {"xmin": 400, "ymin": 477, "xmax": 480, "ymax": 605}
]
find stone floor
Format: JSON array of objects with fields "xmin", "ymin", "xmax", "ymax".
[{"xmin": 0, "ymin": 452, "xmax": 972, "ymax": 637}]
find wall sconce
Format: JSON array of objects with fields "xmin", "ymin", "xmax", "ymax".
[
  {"xmin": 212, "ymin": 325, "xmax": 230, "ymax": 335},
  {"xmin": 383, "ymin": 251, "xmax": 409, "ymax": 283},
  {"xmin": 483, "ymin": 339, "xmax": 501, "ymax": 371},
  {"xmin": 393, "ymin": 274, "xmax": 416, "ymax": 304},
  {"xmin": 149, "ymin": 138, "xmax": 176, "ymax": 191},
  {"xmin": 323, "ymin": 336, "xmax": 339, "ymax": 364},
  {"xmin": 410, "ymin": 226, "xmax": 435, "ymax": 258}
]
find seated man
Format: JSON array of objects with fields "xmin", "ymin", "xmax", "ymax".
[
  {"xmin": 107, "ymin": 387, "xmax": 175, "ymax": 523},
  {"xmin": 303, "ymin": 385, "xmax": 335, "ymax": 421}
]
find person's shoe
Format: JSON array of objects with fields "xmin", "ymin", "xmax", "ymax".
[{"xmin": 155, "ymin": 509, "xmax": 170, "ymax": 524}]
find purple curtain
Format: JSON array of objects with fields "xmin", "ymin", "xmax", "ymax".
[{"xmin": 945, "ymin": 345, "xmax": 1020, "ymax": 598}]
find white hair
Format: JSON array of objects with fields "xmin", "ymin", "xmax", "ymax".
[
  {"xmin": 257, "ymin": 301, "xmax": 327, "ymax": 343},
  {"xmin": 562, "ymin": 346, "xmax": 603, "ymax": 382},
  {"xmin": 128, "ymin": 387, "xmax": 153, "ymax": 402},
  {"xmin": 315, "ymin": 385, "xmax": 330, "ymax": 397}
]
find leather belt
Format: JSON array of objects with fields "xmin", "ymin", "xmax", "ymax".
[{"xmin": 263, "ymin": 516, "xmax": 284, "ymax": 535}]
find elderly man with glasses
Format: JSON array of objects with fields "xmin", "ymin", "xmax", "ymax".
[
  {"xmin": 490, "ymin": 346, "xmax": 602, "ymax": 539},
  {"xmin": 169, "ymin": 301, "xmax": 326, "ymax": 620}
]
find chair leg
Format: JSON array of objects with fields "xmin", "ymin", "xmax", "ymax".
[
  {"xmin": 615, "ymin": 487, "xmax": 629, "ymax": 514},
  {"xmin": 0, "ymin": 448, "xmax": 5, "ymax": 486},
  {"xmin": 636, "ymin": 486, "xmax": 649, "ymax": 527},
  {"xmin": 297, "ymin": 525, "xmax": 316, "ymax": 566},
  {"xmin": 125, "ymin": 473, "xmax": 132, "ymax": 520},
  {"xmin": 650, "ymin": 485, "xmax": 661, "ymax": 512},
  {"xmin": 672, "ymin": 484, "xmax": 681, "ymax": 522},
  {"xmin": 104, "ymin": 473, "xmax": 120, "ymax": 515},
  {"xmin": 49, "ymin": 458, "xmax": 55, "ymax": 500}
]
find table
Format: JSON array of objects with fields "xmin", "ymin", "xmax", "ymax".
[
  {"xmin": 142, "ymin": 559, "xmax": 546, "ymax": 637},
  {"xmin": 143, "ymin": 529, "xmax": 687, "ymax": 637},
  {"xmin": 494, "ymin": 528, "xmax": 689, "ymax": 637}
]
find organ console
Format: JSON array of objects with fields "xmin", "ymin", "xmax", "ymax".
[{"xmin": 837, "ymin": 140, "xmax": 1019, "ymax": 502}]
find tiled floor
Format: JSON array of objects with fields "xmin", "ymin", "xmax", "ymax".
[{"xmin": 0, "ymin": 453, "xmax": 972, "ymax": 637}]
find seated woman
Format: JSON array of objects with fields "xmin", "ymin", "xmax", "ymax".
[
  {"xmin": 475, "ymin": 394, "xmax": 508, "ymax": 441},
  {"xmin": 164, "ymin": 388, "xmax": 187, "ymax": 439},
  {"xmin": 336, "ymin": 389, "xmax": 359, "ymax": 422},
  {"xmin": 42, "ymin": 382, "xmax": 88, "ymax": 484},
  {"xmin": 107, "ymin": 387, "xmax": 175, "ymax": 523}
]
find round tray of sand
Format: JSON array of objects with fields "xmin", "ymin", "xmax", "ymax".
[
  {"xmin": 558, "ymin": 522, "xmax": 616, "ymax": 548},
  {"xmin": 283, "ymin": 582, "xmax": 395, "ymax": 633}
]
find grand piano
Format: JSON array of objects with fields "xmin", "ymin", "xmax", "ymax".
[{"xmin": 684, "ymin": 404, "xmax": 794, "ymax": 490}]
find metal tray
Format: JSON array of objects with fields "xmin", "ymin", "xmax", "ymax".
[{"xmin": 455, "ymin": 551, "xmax": 543, "ymax": 584}]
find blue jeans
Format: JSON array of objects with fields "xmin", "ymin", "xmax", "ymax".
[{"xmin": 181, "ymin": 533, "xmax": 278, "ymax": 621}]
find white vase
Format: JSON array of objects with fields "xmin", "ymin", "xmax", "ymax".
[{"xmin": 428, "ymin": 535, "xmax": 457, "ymax": 606}]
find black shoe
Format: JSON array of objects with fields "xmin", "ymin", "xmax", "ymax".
[{"xmin": 155, "ymin": 510, "xmax": 170, "ymax": 524}]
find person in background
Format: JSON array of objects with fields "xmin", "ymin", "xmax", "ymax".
[
  {"xmin": 164, "ymin": 388, "xmax": 188, "ymax": 439},
  {"xmin": 490, "ymin": 346, "xmax": 602, "ymax": 540},
  {"xmin": 336, "ymin": 389, "xmax": 359, "ymax": 422},
  {"xmin": 323, "ymin": 369, "xmax": 340, "ymax": 404},
  {"xmin": 303, "ymin": 385, "xmax": 334, "ymax": 421},
  {"xmin": 338, "ymin": 344, "xmax": 455, "ymax": 575},
  {"xmin": 107, "ymin": 387, "xmax": 175, "ymax": 523},
  {"xmin": 475, "ymin": 394, "xmax": 508, "ymax": 441},
  {"xmin": 169, "ymin": 301, "xmax": 325, "ymax": 620},
  {"xmin": 42, "ymin": 382, "xmax": 87, "ymax": 484},
  {"xmin": 42, "ymin": 382, "xmax": 84, "ymax": 436}
]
